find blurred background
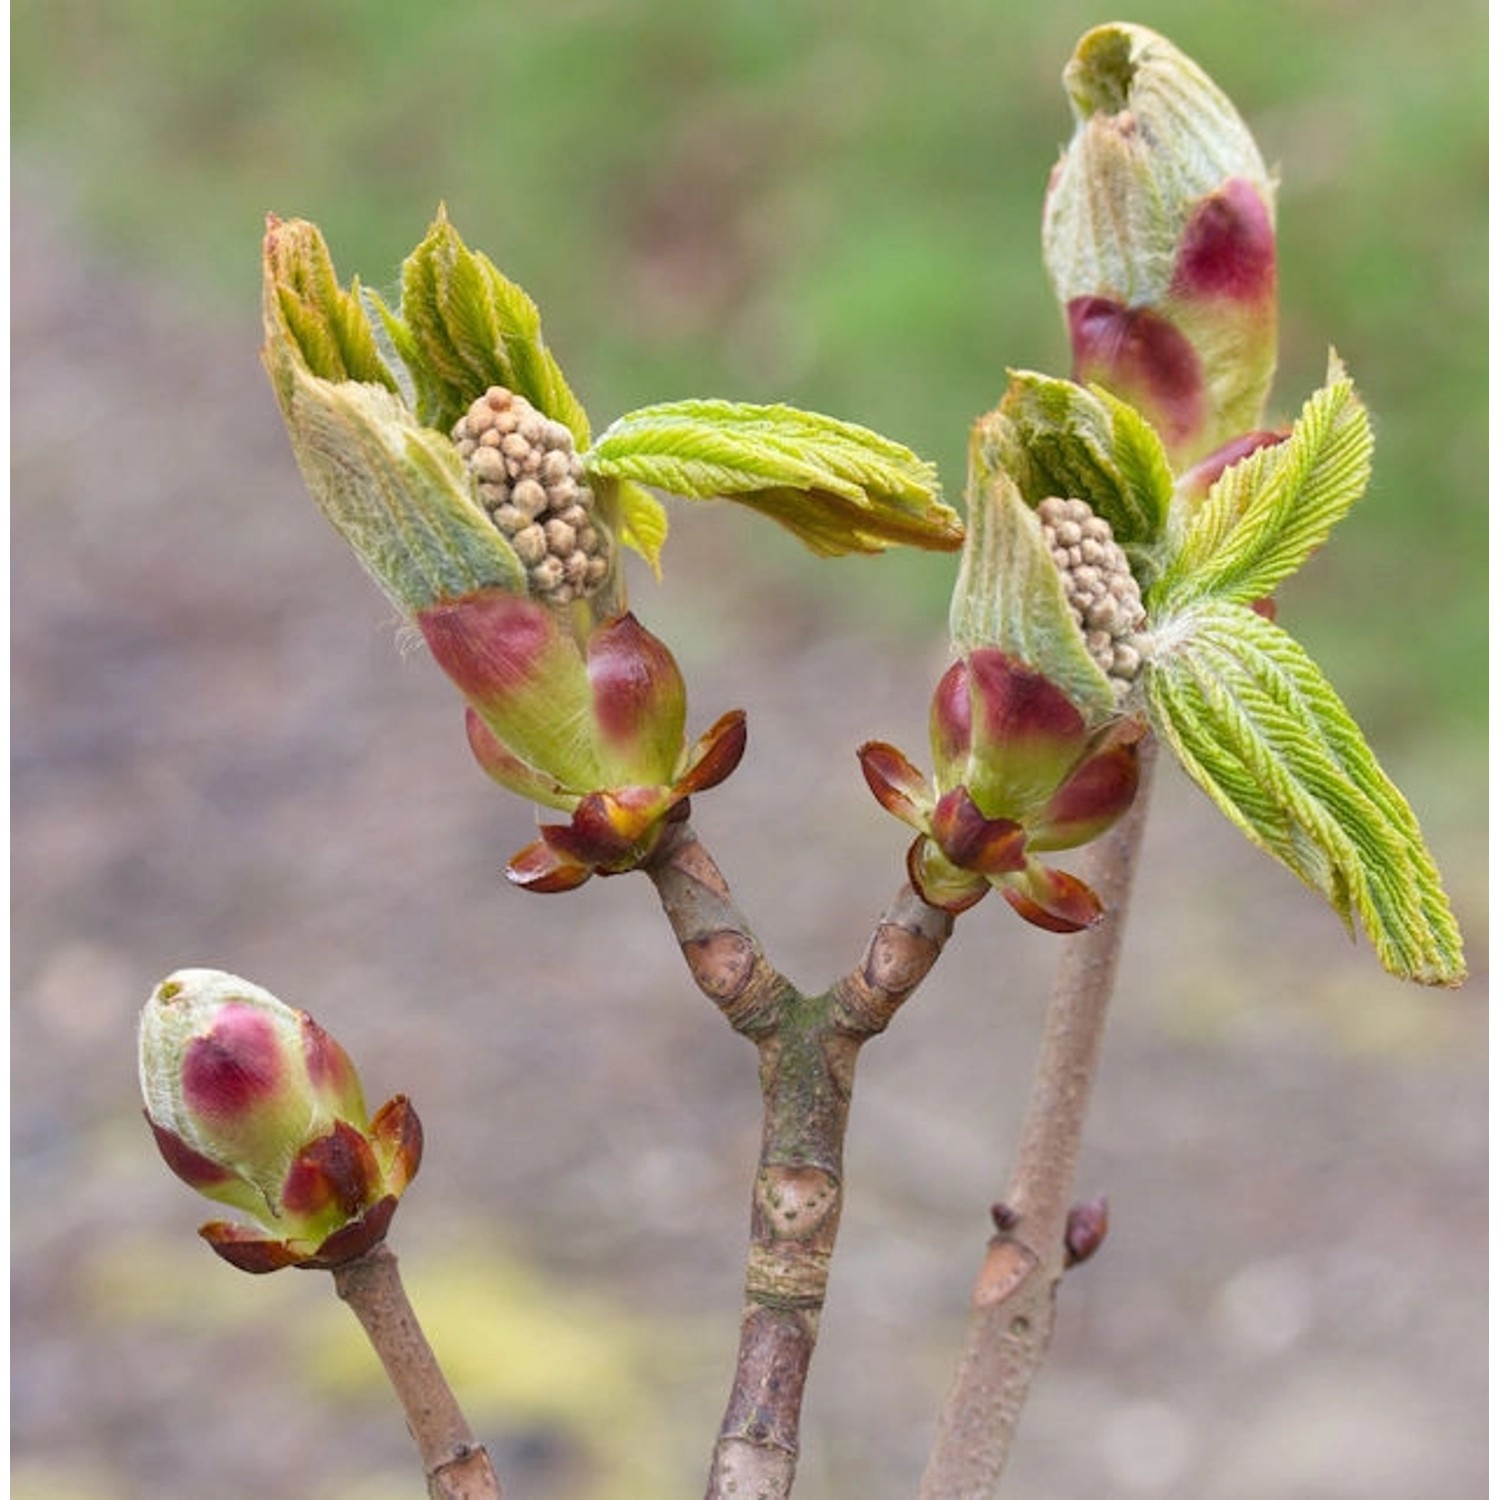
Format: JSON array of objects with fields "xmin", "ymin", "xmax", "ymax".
[{"xmin": 12, "ymin": 2, "xmax": 1486, "ymax": 1498}]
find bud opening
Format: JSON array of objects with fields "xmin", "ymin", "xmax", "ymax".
[{"xmin": 452, "ymin": 386, "xmax": 613, "ymax": 606}]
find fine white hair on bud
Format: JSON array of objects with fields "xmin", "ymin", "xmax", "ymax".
[
  {"xmin": 1036, "ymin": 496, "xmax": 1148, "ymax": 697},
  {"xmin": 452, "ymin": 387, "xmax": 612, "ymax": 605}
]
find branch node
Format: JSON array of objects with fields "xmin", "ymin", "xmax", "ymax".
[
  {"xmin": 683, "ymin": 929, "xmax": 757, "ymax": 1004},
  {"xmin": 973, "ymin": 1238, "xmax": 1040, "ymax": 1308}
]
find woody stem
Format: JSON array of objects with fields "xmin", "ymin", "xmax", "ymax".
[
  {"xmin": 918, "ymin": 733, "xmax": 1158, "ymax": 1500},
  {"xmin": 645, "ymin": 822, "xmax": 954, "ymax": 1500},
  {"xmin": 332, "ymin": 1242, "xmax": 504, "ymax": 1500}
]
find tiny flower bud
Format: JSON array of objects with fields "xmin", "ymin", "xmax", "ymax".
[
  {"xmin": 452, "ymin": 386, "xmax": 614, "ymax": 607},
  {"xmin": 1043, "ymin": 24, "xmax": 1278, "ymax": 465},
  {"xmin": 1035, "ymin": 496, "xmax": 1148, "ymax": 699},
  {"xmin": 139, "ymin": 969, "xmax": 421, "ymax": 1272}
]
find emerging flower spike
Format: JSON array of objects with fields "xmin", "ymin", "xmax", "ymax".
[
  {"xmin": 1036, "ymin": 496, "xmax": 1148, "ymax": 696},
  {"xmin": 859, "ymin": 651, "xmax": 1143, "ymax": 931},
  {"xmin": 262, "ymin": 215, "xmax": 748, "ymax": 877},
  {"xmin": 452, "ymin": 387, "xmax": 613, "ymax": 606},
  {"xmin": 139, "ymin": 970, "xmax": 422, "ymax": 1273}
]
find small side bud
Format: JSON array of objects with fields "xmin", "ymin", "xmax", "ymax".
[
  {"xmin": 990, "ymin": 1201, "xmax": 1022, "ymax": 1234},
  {"xmin": 1064, "ymin": 1194, "xmax": 1110, "ymax": 1267},
  {"xmin": 139, "ymin": 970, "xmax": 421, "ymax": 1272}
]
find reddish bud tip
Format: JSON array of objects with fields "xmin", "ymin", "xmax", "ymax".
[
  {"xmin": 1068, "ymin": 296, "xmax": 1206, "ymax": 457},
  {"xmin": 1030, "ymin": 719, "xmax": 1144, "ymax": 852},
  {"xmin": 505, "ymin": 836, "xmax": 596, "ymax": 893},
  {"xmin": 1171, "ymin": 179, "xmax": 1276, "ymax": 304},
  {"xmin": 369, "ymin": 1095, "xmax": 424, "ymax": 1193},
  {"xmin": 200, "ymin": 1223, "xmax": 304, "ymax": 1274},
  {"xmin": 999, "ymin": 863, "xmax": 1104, "ymax": 933},
  {"xmin": 930, "ymin": 787, "xmax": 1029, "ymax": 876},
  {"xmin": 1065, "ymin": 1194, "xmax": 1111, "ymax": 1266},
  {"xmin": 676, "ymin": 710, "xmax": 748, "ymax": 796},
  {"xmin": 281, "ymin": 1119, "xmax": 382, "ymax": 1222},
  {"xmin": 587, "ymin": 612, "xmax": 688, "ymax": 785},
  {"xmin": 929, "ymin": 660, "xmax": 974, "ymax": 776},
  {"xmin": 858, "ymin": 741, "xmax": 933, "ymax": 830}
]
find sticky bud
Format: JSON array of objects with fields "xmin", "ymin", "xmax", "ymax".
[
  {"xmin": 139, "ymin": 969, "xmax": 422, "ymax": 1272},
  {"xmin": 859, "ymin": 651, "xmax": 1143, "ymax": 932},
  {"xmin": 1043, "ymin": 24, "xmax": 1278, "ymax": 466}
]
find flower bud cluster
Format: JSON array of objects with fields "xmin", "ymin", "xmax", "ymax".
[
  {"xmin": 1037, "ymin": 496, "xmax": 1147, "ymax": 696},
  {"xmin": 452, "ymin": 387, "xmax": 611, "ymax": 605}
]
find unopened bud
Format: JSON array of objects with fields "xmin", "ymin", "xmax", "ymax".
[
  {"xmin": 1064, "ymin": 1194, "xmax": 1110, "ymax": 1267},
  {"xmin": 860, "ymin": 650, "xmax": 1143, "ymax": 931},
  {"xmin": 139, "ymin": 970, "xmax": 422, "ymax": 1272},
  {"xmin": 1043, "ymin": 25, "xmax": 1277, "ymax": 466}
]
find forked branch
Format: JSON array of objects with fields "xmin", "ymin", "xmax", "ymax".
[{"xmin": 646, "ymin": 821, "xmax": 954, "ymax": 1499}]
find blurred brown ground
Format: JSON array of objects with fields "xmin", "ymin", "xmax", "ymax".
[{"xmin": 11, "ymin": 178, "xmax": 1487, "ymax": 1500}]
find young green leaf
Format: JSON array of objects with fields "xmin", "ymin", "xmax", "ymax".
[
  {"xmin": 950, "ymin": 413, "xmax": 1118, "ymax": 723},
  {"xmin": 1154, "ymin": 354, "xmax": 1372, "ymax": 612},
  {"xmin": 262, "ymin": 216, "xmax": 399, "ymax": 395},
  {"xmin": 262, "ymin": 220, "xmax": 527, "ymax": 612},
  {"xmin": 1144, "ymin": 599, "xmax": 1464, "ymax": 985},
  {"xmin": 602, "ymin": 478, "xmax": 669, "ymax": 577},
  {"xmin": 280, "ymin": 373, "xmax": 529, "ymax": 610},
  {"xmin": 583, "ymin": 399, "xmax": 960, "ymax": 557},
  {"xmin": 375, "ymin": 207, "xmax": 591, "ymax": 447},
  {"xmin": 997, "ymin": 371, "xmax": 1175, "ymax": 546}
]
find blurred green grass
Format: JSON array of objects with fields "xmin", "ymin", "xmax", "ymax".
[{"xmin": 15, "ymin": 0, "xmax": 1486, "ymax": 754}]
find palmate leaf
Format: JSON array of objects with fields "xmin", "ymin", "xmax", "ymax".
[
  {"xmin": 1154, "ymin": 353, "xmax": 1372, "ymax": 612},
  {"xmin": 997, "ymin": 370, "xmax": 1175, "ymax": 547},
  {"xmin": 374, "ymin": 207, "xmax": 592, "ymax": 449},
  {"xmin": 1144, "ymin": 600, "xmax": 1464, "ymax": 986},
  {"xmin": 582, "ymin": 399, "xmax": 961, "ymax": 557}
]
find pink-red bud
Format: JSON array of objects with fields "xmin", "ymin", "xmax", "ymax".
[
  {"xmin": 421, "ymin": 591, "xmax": 743, "ymax": 890},
  {"xmin": 861, "ymin": 651, "xmax": 1142, "ymax": 930},
  {"xmin": 1043, "ymin": 25, "xmax": 1279, "ymax": 466},
  {"xmin": 139, "ymin": 970, "xmax": 422, "ymax": 1272}
]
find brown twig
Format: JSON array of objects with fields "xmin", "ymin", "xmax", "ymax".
[
  {"xmin": 917, "ymin": 734, "xmax": 1158, "ymax": 1500},
  {"xmin": 332, "ymin": 1242, "xmax": 504, "ymax": 1500},
  {"xmin": 645, "ymin": 822, "xmax": 955, "ymax": 1500}
]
